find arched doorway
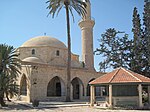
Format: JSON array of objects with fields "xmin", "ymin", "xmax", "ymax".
[
  {"xmin": 87, "ymin": 78, "xmax": 105, "ymax": 98},
  {"xmin": 47, "ymin": 76, "xmax": 65, "ymax": 97},
  {"xmin": 87, "ymin": 78, "xmax": 95, "ymax": 96},
  {"xmin": 20, "ymin": 74, "xmax": 27, "ymax": 95},
  {"xmin": 71, "ymin": 77, "xmax": 84, "ymax": 99}
]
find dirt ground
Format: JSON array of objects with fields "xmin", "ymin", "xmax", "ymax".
[{"xmin": 0, "ymin": 101, "xmax": 150, "ymax": 112}]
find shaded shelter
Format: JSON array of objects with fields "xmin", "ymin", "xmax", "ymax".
[{"xmin": 89, "ymin": 67, "xmax": 150, "ymax": 107}]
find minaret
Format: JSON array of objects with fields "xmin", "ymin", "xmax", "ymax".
[{"xmin": 78, "ymin": 0, "xmax": 95, "ymax": 70}]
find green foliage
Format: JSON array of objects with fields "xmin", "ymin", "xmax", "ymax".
[
  {"xmin": 142, "ymin": 0, "xmax": 150, "ymax": 77},
  {"xmin": 46, "ymin": 0, "xmax": 87, "ymax": 21},
  {"xmin": 32, "ymin": 99, "xmax": 39, "ymax": 107},
  {"xmin": 0, "ymin": 44, "xmax": 21, "ymax": 106},
  {"xmin": 130, "ymin": 0, "xmax": 150, "ymax": 76},
  {"xmin": 95, "ymin": 28, "xmax": 131, "ymax": 72},
  {"xmin": 130, "ymin": 7, "xmax": 143, "ymax": 74},
  {"xmin": 96, "ymin": 1, "xmax": 150, "ymax": 76}
]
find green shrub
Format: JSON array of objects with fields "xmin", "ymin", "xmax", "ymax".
[{"xmin": 32, "ymin": 99, "xmax": 39, "ymax": 107}]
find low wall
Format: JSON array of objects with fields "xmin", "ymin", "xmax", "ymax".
[
  {"xmin": 20, "ymin": 95, "xmax": 30, "ymax": 102},
  {"xmin": 106, "ymin": 96, "xmax": 139, "ymax": 106},
  {"xmin": 38, "ymin": 96, "xmax": 66, "ymax": 102}
]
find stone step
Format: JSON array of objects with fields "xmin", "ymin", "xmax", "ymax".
[{"xmin": 96, "ymin": 101, "xmax": 108, "ymax": 107}]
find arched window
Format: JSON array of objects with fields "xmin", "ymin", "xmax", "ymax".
[
  {"xmin": 32, "ymin": 49, "xmax": 35, "ymax": 55},
  {"xmin": 56, "ymin": 50, "xmax": 59, "ymax": 56}
]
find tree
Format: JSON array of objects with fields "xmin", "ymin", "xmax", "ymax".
[
  {"xmin": 130, "ymin": 7, "xmax": 143, "ymax": 74},
  {"xmin": 0, "ymin": 44, "xmax": 21, "ymax": 107},
  {"xmin": 143, "ymin": 0, "xmax": 150, "ymax": 77},
  {"xmin": 96, "ymin": 1, "xmax": 150, "ymax": 75},
  {"xmin": 46, "ymin": 0, "xmax": 87, "ymax": 101},
  {"xmin": 95, "ymin": 28, "xmax": 131, "ymax": 71}
]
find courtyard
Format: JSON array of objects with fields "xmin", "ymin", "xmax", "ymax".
[
  {"xmin": 0, "ymin": 101, "xmax": 150, "ymax": 112},
  {"xmin": 0, "ymin": 0, "xmax": 149, "ymax": 111}
]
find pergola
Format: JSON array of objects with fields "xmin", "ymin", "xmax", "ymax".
[{"xmin": 89, "ymin": 67, "xmax": 150, "ymax": 108}]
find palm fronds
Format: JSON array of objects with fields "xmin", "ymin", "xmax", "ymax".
[
  {"xmin": 0, "ymin": 44, "xmax": 21, "ymax": 104},
  {"xmin": 46, "ymin": 0, "xmax": 87, "ymax": 20}
]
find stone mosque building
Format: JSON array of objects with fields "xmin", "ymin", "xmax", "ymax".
[{"xmin": 17, "ymin": 0, "xmax": 103, "ymax": 102}]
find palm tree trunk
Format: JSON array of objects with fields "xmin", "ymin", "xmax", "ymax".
[
  {"xmin": 0, "ymin": 71, "xmax": 7, "ymax": 106},
  {"xmin": 65, "ymin": 2, "xmax": 71, "ymax": 102},
  {"xmin": 6, "ymin": 92, "xmax": 11, "ymax": 102},
  {"xmin": 0, "ymin": 91, "xmax": 7, "ymax": 107}
]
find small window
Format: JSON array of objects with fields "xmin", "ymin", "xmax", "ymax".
[
  {"xmin": 56, "ymin": 50, "xmax": 59, "ymax": 56},
  {"xmin": 32, "ymin": 49, "xmax": 35, "ymax": 55}
]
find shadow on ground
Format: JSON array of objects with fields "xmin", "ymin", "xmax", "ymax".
[{"xmin": 0, "ymin": 101, "xmax": 59, "ymax": 111}]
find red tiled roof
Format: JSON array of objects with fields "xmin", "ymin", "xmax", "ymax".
[{"xmin": 90, "ymin": 67, "xmax": 150, "ymax": 85}]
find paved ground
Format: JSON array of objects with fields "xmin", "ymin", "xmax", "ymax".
[{"xmin": 0, "ymin": 101, "xmax": 150, "ymax": 112}]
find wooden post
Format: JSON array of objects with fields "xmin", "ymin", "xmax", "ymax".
[
  {"xmin": 109, "ymin": 84, "xmax": 112, "ymax": 108},
  {"xmin": 138, "ymin": 84, "xmax": 143, "ymax": 107},
  {"xmin": 100, "ymin": 87, "xmax": 103, "ymax": 97},
  {"xmin": 148, "ymin": 86, "xmax": 150, "ymax": 104},
  {"xmin": 90, "ymin": 85, "xmax": 95, "ymax": 106}
]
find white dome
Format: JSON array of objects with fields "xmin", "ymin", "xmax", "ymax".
[
  {"xmin": 21, "ymin": 36, "xmax": 67, "ymax": 49},
  {"xmin": 22, "ymin": 57, "xmax": 43, "ymax": 64}
]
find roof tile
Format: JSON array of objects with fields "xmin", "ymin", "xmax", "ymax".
[{"xmin": 90, "ymin": 67, "xmax": 150, "ymax": 85}]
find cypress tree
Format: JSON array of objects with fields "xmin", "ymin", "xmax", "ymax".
[
  {"xmin": 95, "ymin": 1, "xmax": 150, "ymax": 74},
  {"xmin": 131, "ymin": 7, "xmax": 143, "ymax": 74},
  {"xmin": 143, "ymin": 0, "xmax": 150, "ymax": 77}
]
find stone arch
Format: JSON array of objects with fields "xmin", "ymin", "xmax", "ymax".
[
  {"xmin": 87, "ymin": 78, "xmax": 102, "ymax": 97},
  {"xmin": 47, "ymin": 76, "xmax": 65, "ymax": 97},
  {"xmin": 86, "ymin": 78, "xmax": 95, "ymax": 96},
  {"xmin": 20, "ymin": 74, "xmax": 27, "ymax": 96},
  {"xmin": 71, "ymin": 77, "xmax": 84, "ymax": 99}
]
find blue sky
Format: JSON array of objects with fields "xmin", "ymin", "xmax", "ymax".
[{"xmin": 0, "ymin": 0, "xmax": 144, "ymax": 71}]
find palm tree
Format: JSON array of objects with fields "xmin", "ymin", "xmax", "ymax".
[
  {"xmin": 46, "ymin": 0, "xmax": 87, "ymax": 101},
  {"xmin": 0, "ymin": 44, "xmax": 21, "ymax": 106}
]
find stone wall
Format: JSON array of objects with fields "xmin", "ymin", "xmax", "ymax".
[{"xmin": 18, "ymin": 64, "xmax": 103, "ymax": 102}]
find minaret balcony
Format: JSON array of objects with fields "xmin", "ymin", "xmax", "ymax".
[
  {"xmin": 78, "ymin": 17, "xmax": 95, "ymax": 23},
  {"xmin": 78, "ymin": 17, "xmax": 95, "ymax": 29}
]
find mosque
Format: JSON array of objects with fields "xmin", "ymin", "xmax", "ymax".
[{"xmin": 17, "ymin": 0, "xmax": 104, "ymax": 102}]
